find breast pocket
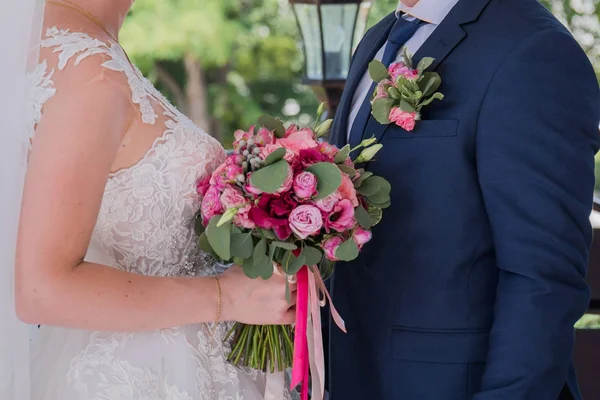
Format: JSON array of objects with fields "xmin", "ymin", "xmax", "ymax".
[{"xmin": 386, "ymin": 119, "xmax": 459, "ymax": 139}]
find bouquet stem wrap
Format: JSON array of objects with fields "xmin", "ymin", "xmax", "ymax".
[{"xmin": 291, "ymin": 266, "xmax": 346, "ymax": 400}]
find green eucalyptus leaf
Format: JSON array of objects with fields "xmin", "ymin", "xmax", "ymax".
[
  {"xmin": 353, "ymin": 171, "xmax": 373, "ymax": 188},
  {"xmin": 231, "ymin": 232, "xmax": 254, "ymax": 259},
  {"xmin": 303, "ymin": 246, "xmax": 323, "ymax": 266},
  {"xmin": 399, "ymin": 99, "xmax": 416, "ymax": 113},
  {"xmin": 206, "ymin": 216, "xmax": 231, "ymax": 260},
  {"xmin": 338, "ymin": 164, "xmax": 357, "ymax": 177},
  {"xmin": 417, "ymin": 57, "xmax": 435, "ymax": 73},
  {"xmin": 368, "ymin": 206, "xmax": 383, "ymax": 226},
  {"xmin": 272, "ymin": 241, "xmax": 298, "ymax": 250},
  {"xmin": 420, "ymin": 72, "xmax": 442, "ymax": 98},
  {"xmin": 287, "ymin": 251, "xmax": 306, "ymax": 275},
  {"xmin": 368, "ymin": 60, "xmax": 389, "ymax": 82},
  {"xmin": 334, "ymin": 144, "xmax": 351, "ymax": 164},
  {"xmin": 258, "ymin": 115, "xmax": 285, "ymax": 138},
  {"xmin": 264, "ymin": 147, "xmax": 286, "ymax": 166},
  {"xmin": 252, "ymin": 238, "xmax": 273, "ymax": 280},
  {"xmin": 371, "ymin": 97, "xmax": 395, "ymax": 124},
  {"xmin": 355, "ymin": 205, "xmax": 377, "ymax": 229},
  {"xmin": 242, "ymin": 257, "xmax": 261, "ymax": 279},
  {"xmin": 356, "ymin": 176, "xmax": 382, "ymax": 197},
  {"xmin": 249, "ymin": 159, "xmax": 289, "ymax": 194},
  {"xmin": 367, "ymin": 190, "xmax": 391, "ymax": 206},
  {"xmin": 306, "ymin": 162, "xmax": 343, "ymax": 200},
  {"xmin": 198, "ymin": 231, "xmax": 218, "ymax": 258},
  {"xmin": 319, "ymin": 257, "xmax": 335, "ymax": 281},
  {"xmin": 259, "ymin": 228, "xmax": 276, "ymax": 240},
  {"xmin": 387, "ymin": 87, "xmax": 402, "ymax": 99},
  {"xmin": 335, "ymin": 239, "xmax": 360, "ymax": 262}
]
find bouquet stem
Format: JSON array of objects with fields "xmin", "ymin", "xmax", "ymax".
[{"xmin": 226, "ymin": 323, "xmax": 294, "ymax": 372}]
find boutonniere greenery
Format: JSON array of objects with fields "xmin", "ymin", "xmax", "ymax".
[{"xmin": 368, "ymin": 50, "xmax": 444, "ymax": 131}]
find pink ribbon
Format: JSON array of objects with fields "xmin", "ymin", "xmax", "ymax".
[{"xmin": 291, "ymin": 266, "xmax": 346, "ymax": 400}]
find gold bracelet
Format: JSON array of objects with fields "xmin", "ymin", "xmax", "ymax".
[{"xmin": 213, "ymin": 276, "xmax": 222, "ymax": 325}]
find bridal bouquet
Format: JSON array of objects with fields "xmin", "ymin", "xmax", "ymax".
[{"xmin": 195, "ymin": 105, "xmax": 390, "ymax": 399}]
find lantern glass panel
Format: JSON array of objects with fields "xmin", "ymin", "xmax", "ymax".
[
  {"xmin": 320, "ymin": 3, "xmax": 358, "ymax": 80},
  {"xmin": 293, "ymin": 3, "xmax": 322, "ymax": 80}
]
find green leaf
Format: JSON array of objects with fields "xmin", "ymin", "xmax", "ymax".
[
  {"xmin": 231, "ymin": 232, "xmax": 254, "ymax": 259},
  {"xmin": 194, "ymin": 215, "xmax": 205, "ymax": 236},
  {"xmin": 252, "ymin": 238, "xmax": 273, "ymax": 280},
  {"xmin": 315, "ymin": 119, "xmax": 333, "ymax": 138},
  {"xmin": 399, "ymin": 99, "xmax": 416, "ymax": 113},
  {"xmin": 306, "ymin": 162, "xmax": 343, "ymax": 200},
  {"xmin": 217, "ymin": 207, "xmax": 238, "ymax": 227},
  {"xmin": 356, "ymin": 176, "xmax": 382, "ymax": 197},
  {"xmin": 353, "ymin": 171, "xmax": 373, "ymax": 188},
  {"xmin": 303, "ymin": 246, "xmax": 323, "ymax": 266},
  {"xmin": 420, "ymin": 72, "xmax": 442, "ymax": 98},
  {"xmin": 355, "ymin": 205, "xmax": 377, "ymax": 229},
  {"xmin": 419, "ymin": 92, "xmax": 444, "ymax": 107},
  {"xmin": 264, "ymin": 147, "xmax": 286, "ymax": 166},
  {"xmin": 319, "ymin": 257, "xmax": 335, "ymax": 281},
  {"xmin": 242, "ymin": 257, "xmax": 261, "ymax": 279},
  {"xmin": 335, "ymin": 239, "xmax": 360, "ymax": 262},
  {"xmin": 417, "ymin": 57, "xmax": 435, "ymax": 73},
  {"xmin": 198, "ymin": 231, "xmax": 218, "ymax": 258},
  {"xmin": 259, "ymin": 228, "xmax": 276, "ymax": 240},
  {"xmin": 249, "ymin": 159, "xmax": 289, "ymax": 194},
  {"xmin": 402, "ymin": 48, "xmax": 414, "ymax": 69},
  {"xmin": 334, "ymin": 144, "xmax": 351, "ymax": 164},
  {"xmin": 272, "ymin": 241, "xmax": 298, "ymax": 250},
  {"xmin": 371, "ymin": 97, "xmax": 395, "ymax": 124},
  {"xmin": 206, "ymin": 216, "xmax": 231, "ymax": 260},
  {"xmin": 354, "ymin": 144, "xmax": 383, "ymax": 164},
  {"xmin": 338, "ymin": 164, "xmax": 357, "ymax": 177},
  {"xmin": 368, "ymin": 206, "xmax": 383, "ymax": 226},
  {"xmin": 367, "ymin": 190, "xmax": 391, "ymax": 206},
  {"xmin": 388, "ymin": 87, "xmax": 402, "ymax": 99},
  {"xmin": 284, "ymin": 250, "xmax": 306, "ymax": 275},
  {"xmin": 258, "ymin": 115, "xmax": 285, "ymax": 138},
  {"xmin": 368, "ymin": 60, "xmax": 389, "ymax": 82}
]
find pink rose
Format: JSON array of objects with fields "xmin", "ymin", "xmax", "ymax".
[
  {"xmin": 338, "ymin": 173, "xmax": 359, "ymax": 207},
  {"xmin": 374, "ymin": 79, "xmax": 393, "ymax": 101},
  {"xmin": 317, "ymin": 142, "xmax": 339, "ymax": 159},
  {"xmin": 244, "ymin": 180, "xmax": 263, "ymax": 197},
  {"xmin": 353, "ymin": 227, "xmax": 372, "ymax": 249},
  {"xmin": 260, "ymin": 143, "xmax": 295, "ymax": 162},
  {"xmin": 201, "ymin": 186, "xmax": 224, "ymax": 225},
  {"xmin": 226, "ymin": 153, "xmax": 243, "ymax": 166},
  {"xmin": 278, "ymin": 129, "xmax": 319, "ymax": 153},
  {"xmin": 210, "ymin": 163, "xmax": 243, "ymax": 191},
  {"xmin": 288, "ymin": 205, "xmax": 324, "ymax": 239},
  {"xmin": 314, "ymin": 191, "xmax": 341, "ymax": 213},
  {"xmin": 234, "ymin": 205, "xmax": 255, "ymax": 229},
  {"xmin": 388, "ymin": 62, "xmax": 419, "ymax": 81},
  {"xmin": 233, "ymin": 129, "xmax": 253, "ymax": 148},
  {"xmin": 284, "ymin": 124, "xmax": 316, "ymax": 140},
  {"xmin": 322, "ymin": 236, "xmax": 344, "ymax": 261},
  {"xmin": 220, "ymin": 186, "xmax": 247, "ymax": 209},
  {"xmin": 325, "ymin": 199, "xmax": 356, "ymax": 233},
  {"xmin": 388, "ymin": 107, "xmax": 417, "ymax": 132},
  {"xmin": 196, "ymin": 175, "xmax": 211, "ymax": 197},
  {"xmin": 255, "ymin": 127, "xmax": 276, "ymax": 146},
  {"xmin": 293, "ymin": 171, "xmax": 318, "ymax": 199}
]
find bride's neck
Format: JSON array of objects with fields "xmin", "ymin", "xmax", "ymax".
[{"xmin": 48, "ymin": 0, "xmax": 132, "ymax": 40}]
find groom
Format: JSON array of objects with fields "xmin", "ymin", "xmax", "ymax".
[{"xmin": 327, "ymin": 0, "xmax": 600, "ymax": 399}]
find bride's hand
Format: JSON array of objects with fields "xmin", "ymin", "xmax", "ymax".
[{"xmin": 219, "ymin": 265, "xmax": 296, "ymax": 325}]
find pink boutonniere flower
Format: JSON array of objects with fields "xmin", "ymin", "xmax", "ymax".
[{"xmin": 368, "ymin": 50, "xmax": 444, "ymax": 132}]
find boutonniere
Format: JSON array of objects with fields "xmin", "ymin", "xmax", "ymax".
[{"xmin": 368, "ymin": 50, "xmax": 444, "ymax": 132}]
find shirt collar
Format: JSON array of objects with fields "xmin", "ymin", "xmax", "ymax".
[{"xmin": 396, "ymin": 0, "xmax": 461, "ymax": 25}]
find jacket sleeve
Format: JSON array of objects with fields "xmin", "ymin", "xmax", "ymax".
[{"xmin": 472, "ymin": 29, "xmax": 600, "ymax": 399}]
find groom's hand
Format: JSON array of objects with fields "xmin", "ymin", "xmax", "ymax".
[{"xmin": 472, "ymin": 29, "xmax": 600, "ymax": 400}]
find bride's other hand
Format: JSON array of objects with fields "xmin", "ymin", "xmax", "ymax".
[{"xmin": 219, "ymin": 266, "xmax": 297, "ymax": 325}]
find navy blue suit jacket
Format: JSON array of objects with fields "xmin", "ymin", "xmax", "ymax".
[{"xmin": 328, "ymin": 0, "xmax": 600, "ymax": 399}]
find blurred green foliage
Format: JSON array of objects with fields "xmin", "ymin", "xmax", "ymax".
[{"xmin": 120, "ymin": 0, "xmax": 600, "ymax": 148}]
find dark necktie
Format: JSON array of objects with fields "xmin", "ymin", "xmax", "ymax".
[{"xmin": 348, "ymin": 17, "xmax": 423, "ymax": 149}]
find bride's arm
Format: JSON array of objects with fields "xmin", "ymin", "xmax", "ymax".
[{"xmin": 16, "ymin": 66, "xmax": 294, "ymax": 332}]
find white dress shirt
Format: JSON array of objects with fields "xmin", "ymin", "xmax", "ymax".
[{"xmin": 347, "ymin": 0, "xmax": 460, "ymax": 139}]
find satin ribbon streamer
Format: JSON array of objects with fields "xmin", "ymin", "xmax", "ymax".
[{"xmin": 290, "ymin": 266, "xmax": 346, "ymax": 400}]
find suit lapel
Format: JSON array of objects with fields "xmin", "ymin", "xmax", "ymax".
[{"xmin": 331, "ymin": 13, "xmax": 397, "ymax": 147}]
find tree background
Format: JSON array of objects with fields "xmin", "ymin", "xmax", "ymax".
[{"xmin": 120, "ymin": 0, "xmax": 600, "ymax": 149}]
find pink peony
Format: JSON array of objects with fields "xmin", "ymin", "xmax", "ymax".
[
  {"xmin": 278, "ymin": 129, "xmax": 318, "ymax": 153},
  {"xmin": 388, "ymin": 62, "xmax": 419, "ymax": 81},
  {"xmin": 196, "ymin": 175, "xmax": 211, "ymax": 197},
  {"xmin": 388, "ymin": 107, "xmax": 417, "ymax": 132},
  {"xmin": 201, "ymin": 186, "xmax": 224, "ymax": 225},
  {"xmin": 220, "ymin": 186, "xmax": 247, "ymax": 209},
  {"xmin": 297, "ymin": 148, "xmax": 331, "ymax": 168},
  {"xmin": 338, "ymin": 173, "xmax": 359, "ymax": 207},
  {"xmin": 293, "ymin": 172, "xmax": 318, "ymax": 199},
  {"xmin": 322, "ymin": 236, "xmax": 344, "ymax": 261},
  {"xmin": 210, "ymin": 163, "xmax": 243, "ymax": 191},
  {"xmin": 288, "ymin": 205, "xmax": 324, "ymax": 239},
  {"xmin": 325, "ymin": 199, "xmax": 356, "ymax": 233},
  {"xmin": 226, "ymin": 153, "xmax": 243, "ymax": 166},
  {"xmin": 314, "ymin": 191, "xmax": 341, "ymax": 213},
  {"xmin": 249, "ymin": 195, "xmax": 292, "ymax": 240},
  {"xmin": 353, "ymin": 227, "xmax": 372, "ymax": 249}
]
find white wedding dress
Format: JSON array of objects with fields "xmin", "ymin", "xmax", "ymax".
[{"xmin": 27, "ymin": 27, "xmax": 292, "ymax": 400}]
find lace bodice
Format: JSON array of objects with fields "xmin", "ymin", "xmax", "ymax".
[{"xmin": 31, "ymin": 27, "xmax": 226, "ymax": 277}]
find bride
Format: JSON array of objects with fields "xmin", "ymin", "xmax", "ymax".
[{"xmin": 3, "ymin": 0, "xmax": 296, "ymax": 399}]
